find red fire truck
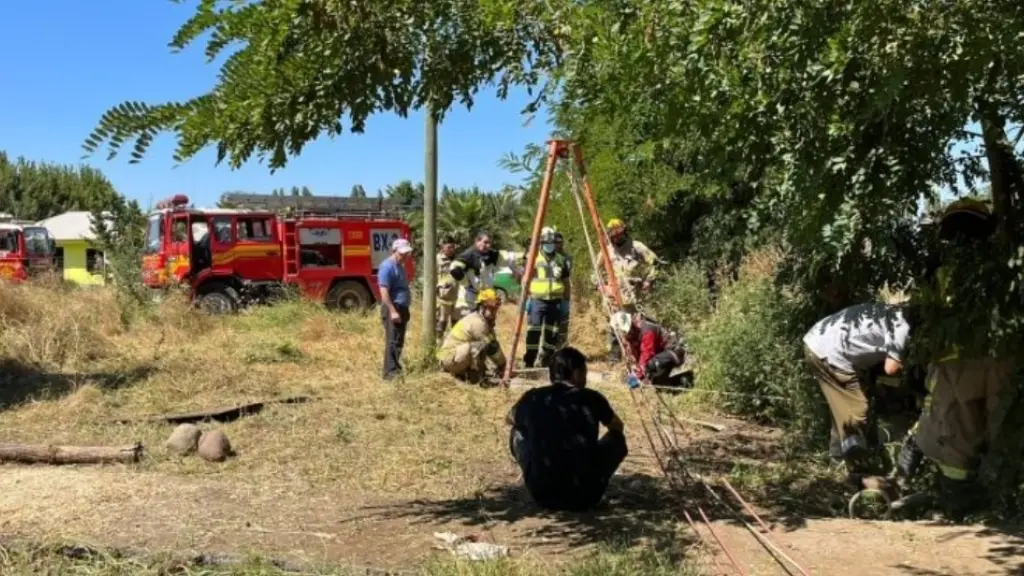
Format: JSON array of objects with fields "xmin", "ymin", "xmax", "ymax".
[
  {"xmin": 0, "ymin": 220, "xmax": 57, "ymax": 282},
  {"xmin": 141, "ymin": 193, "xmax": 417, "ymax": 313}
]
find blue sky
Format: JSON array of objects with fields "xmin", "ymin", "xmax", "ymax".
[{"xmin": 0, "ymin": 1, "xmax": 552, "ymax": 209}]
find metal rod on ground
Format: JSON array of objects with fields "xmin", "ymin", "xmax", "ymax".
[
  {"xmin": 503, "ymin": 140, "xmax": 559, "ymax": 384},
  {"xmin": 421, "ymin": 107, "xmax": 439, "ymax": 351},
  {"xmin": 682, "ymin": 507, "xmax": 728, "ymax": 575},
  {"xmin": 721, "ymin": 478, "xmax": 813, "ymax": 576},
  {"xmin": 698, "ymin": 507, "xmax": 748, "ymax": 576}
]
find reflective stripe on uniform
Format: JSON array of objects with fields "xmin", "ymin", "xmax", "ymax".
[
  {"xmin": 528, "ymin": 253, "xmax": 566, "ymax": 299},
  {"xmin": 938, "ymin": 463, "xmax": 969, "ymax": 480}
]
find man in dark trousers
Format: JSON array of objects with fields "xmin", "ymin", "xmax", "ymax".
[
  {"xmin": 507, "ymin": 347, "xmax": 628, "ymax": 511},
  {"xmin": 377, "ymin": 238, "xmax": 413, "ymax": 381}
]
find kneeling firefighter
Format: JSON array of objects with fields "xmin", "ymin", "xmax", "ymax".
[
  {"xmin": 437, "ymin": 289, "xmax": 507, "ymax": 383},
  {"xmin": 896, "ymin": 198, "xmax": 1018, "ymax": 520},
  {"xmin": 524, "ymin": 228, "xmax": 572, "ymax": 368},
  {"xmin": 609, "ymin": 311, "xmax": 687, "ymax": 387}
]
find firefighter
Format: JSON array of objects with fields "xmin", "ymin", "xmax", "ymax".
[
  {"xmin": 435, "ymin": 236, "xmax": 459, "ymax": 339},
  {"xmin": 898, "ymin": 198, "xmax": 1017, "ymax": 519},
  {"xmin": 449, "ymin": 230, "xmax": 522, "ymax": 319},
  {"xmin": 524, "ymin": 228, "xmax": 572, "ymax": 368},
  {"xmin": 554, "ymin": 231, "xmax": 572, "ymax": 349},
  {"xmin": 609, "ymin": 311, "xmax": 687, "ymax": 387},
  {"xmin": 437, "ymin": 288, "xmax": 508, "ymax": 383},
  {"xmin": 601, "ymin": 218, "xmax": 660, "ymax": 362}
]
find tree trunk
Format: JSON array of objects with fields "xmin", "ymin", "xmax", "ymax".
[
  {"xmin": 976, "ymin": 98, "xmax": 1022, "ymax": 246},
  {"xmin": 0, "ymin": 442, "xmax": 143, "ymax": 465}
]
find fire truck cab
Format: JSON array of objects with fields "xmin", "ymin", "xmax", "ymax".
[
  {"xmin": 0, "ymin": 218, "xmax": 57, "ymax": 282},
  {"xmin": 142, "ymin": 194, "xmax": 415, "ymax": 314}
]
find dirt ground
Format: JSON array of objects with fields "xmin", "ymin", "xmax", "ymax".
[{"xmin": 0, "ymin": 411, "xmax": 1020, "ymax": 575}]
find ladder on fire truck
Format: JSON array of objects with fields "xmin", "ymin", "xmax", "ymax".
[
  {"xmin": 283, "ymin": 220, "xmax": 299, "ymax": 277},
  {"xmin": 502, "ymin": 139, "xmax": 812, "ymax": 576},
  {"xmin": 218, "ymin": 192, "xmax": 419, "ymax": 220},
  {"xmin": 221, "ymin": 192, "xmax": 419, "ymax": 280}
]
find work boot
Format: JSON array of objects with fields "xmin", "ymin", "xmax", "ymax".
[
  {"xmin": 938, "ymin": 475, "xmax": 984, "ymax": 523},
  {"xmin": 896, "ymin": 435, "xmax": 924, "ymax": 479}
]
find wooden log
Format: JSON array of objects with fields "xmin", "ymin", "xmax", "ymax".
[
  {"xmin": 0, "ymin": 442, "xmax": 143, "ymax": 465},
  {"xmin": 111, "ymin": 395, "xmax": 314, "ymax": 425}
]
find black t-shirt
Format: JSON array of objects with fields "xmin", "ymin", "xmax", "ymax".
[{"xmin": 511, "ymin": 383, "xmax": 615, "ymax": 489}]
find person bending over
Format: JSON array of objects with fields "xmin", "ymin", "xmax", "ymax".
[{"xmin": 507, "ymin": 347, "xmax": 628, "ymax": 511}]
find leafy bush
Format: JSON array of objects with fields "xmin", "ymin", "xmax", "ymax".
[
  {"xmin": 647, "ymin": 262, "xmax": 713, "ymax": 334},
  {"xmin": 671, "ymin": 252, "xmax": 830, "ymax": 439}
]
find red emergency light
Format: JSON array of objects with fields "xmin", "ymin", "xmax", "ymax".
[{"xmin": 155, "ymin": 194, "xmax": 190, "ymax": 210}]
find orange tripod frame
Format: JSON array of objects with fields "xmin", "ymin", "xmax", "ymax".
[{"xmin": 503, "ymin": 140, "xmax": 624, "ymax": 384}]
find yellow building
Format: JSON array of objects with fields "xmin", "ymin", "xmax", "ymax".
[{"xmin": 36, "ymin": 211, "xmax": 110, "ymax": 285}]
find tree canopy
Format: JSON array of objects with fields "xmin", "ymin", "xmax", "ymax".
[
  {"xmin": 0, "ymin": 151, "xmax": 122, "ymax": 221},
  {"xmin": 84, "ymin": 0, "xmax": 1023, "ymax": 349}
]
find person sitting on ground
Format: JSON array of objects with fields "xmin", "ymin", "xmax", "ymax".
[
  {"xmin": 507, "ymin": 347, "xmax": 628, "ymax": 512},
  {"xmin": 609, "ymin": 311, "xmax": 688, "ymax": 388},
  {"xmin": 802, "ymin": 301, "xmax": 913, "ymax": 474},
  {"xmin": 436, "ymin": 288, "xmax": 506, "ymax": 384}
]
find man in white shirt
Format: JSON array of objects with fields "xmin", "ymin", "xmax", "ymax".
[{"xmin": 803, "ymin": 302, "xmax": 911, "ymax": 472}]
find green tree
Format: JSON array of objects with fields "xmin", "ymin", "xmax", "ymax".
[
  {"xmin": 350, "ymin": 184, "xmax": 367, "ymax": 198},
  {"xmin": 385, "ymin": 180, "xmax": 423, "ymax": 207},
  {"xmin": 300, "ymin": 185, "xmax": 313, "ymax": 196},
  {"xmin": 82, "ymin": 0, "xmax": 560, "ymax": 171},
  {"xmin": 0, "ymin": 152, "xmax": 121, "ymax": 221}
]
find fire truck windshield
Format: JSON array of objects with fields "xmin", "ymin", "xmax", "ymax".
[
  {"xmin": 22, "ymin": 227, "xmax": 54, "ymax": 257},
  {"xmin": 145, "ymin": 214, "xmax": 163, "ymax": 254}
]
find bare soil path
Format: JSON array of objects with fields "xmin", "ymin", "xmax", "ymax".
[{"xmin": 0, "ymin": 465, "xmax": 1020, "ymax": 575}]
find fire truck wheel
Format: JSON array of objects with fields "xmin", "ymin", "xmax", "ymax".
[
  {"xmin": 327, "ymin": 280, "xmax": 372, "ymax": 312},
  {"xmin": 197, "ymin": 285, "xmax": 240, "ymax": 315}
]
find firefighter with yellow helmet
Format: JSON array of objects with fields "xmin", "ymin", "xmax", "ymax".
[
  {"xmin": 601, "ymin": 218, "xmax": 660, "ymax": 362},
  {"xmin": 523, "ymin": 227, "xmax": 572, "ymax": 367},
  {"xmin": 896, "ymin": 197, "xmax": 1018, "ymax": 519},
  {"xmin": 437, "ymin": 288, "xmax": 508, "ymax": 383}
]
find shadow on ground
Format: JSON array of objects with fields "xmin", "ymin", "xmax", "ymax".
[
  {"xmin": 890, "ymin": 524, "xmax": 1024, "ymax": 575},
  {"xmin": 0, "ymin": 358, "xmax": 157, "ymax": 411},
  {"xmin": 360, "ymin": 472, "xmax": 695, "ymax": 559}
]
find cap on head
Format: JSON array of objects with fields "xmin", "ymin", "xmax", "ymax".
[
  {"xmin": 540, "ymin": 229, "xmax": 556, "ymax": 243},
  {"xmin": 609, "ymin": 311, "xmax": 632, "ymax": 333},
  {"xmin": 476, "ymin": 288, "xmax": 501, "ymax": 307},
  {"xmin": 606, "ymin": 218, "xmax": 625, "ymax": 231},
  {"xmin": 391, "ymin": 238, "xmax": 413, "ymax": 254}
]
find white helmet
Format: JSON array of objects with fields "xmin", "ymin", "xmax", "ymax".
[{"xmin": 609, "ymin": 311, "xmax": 632, "ymax": 333}]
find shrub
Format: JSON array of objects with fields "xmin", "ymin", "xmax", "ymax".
[
  {"xmin": 648, "ymin": 261, "xmax": 713, "ymax": 334},
  {"xmin": 684, "ymin": 252, "xmax": 830, "ymax": 439}
]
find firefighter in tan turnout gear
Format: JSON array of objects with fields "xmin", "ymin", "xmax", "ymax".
[
  {"xmin": 601, "ymin": 218, "xmax": 660, "ymax": 362},
  {"xmin": 435, "ymin": 236, "xmax": 459, "ymax": 339},
  {"xmin": 896, "ymin": 198, "xmax": 1018, "ymax": 520},
  {"xmin": 437, "ymin": 289, "xmax": 507, "ymax": 383}
]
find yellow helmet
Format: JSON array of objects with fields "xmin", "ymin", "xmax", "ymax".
[
  {"xmin": 476, "ymin": 288, "xmax": 501, "ymax": 306},
  {"xmin": 606, "ymin": 218, "xmax": 624, "ymax": 230}
]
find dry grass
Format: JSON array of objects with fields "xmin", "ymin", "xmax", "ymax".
[
  {"xmin": 0, "ymin": 541, "xmax": 695, "ymax": 576},
  {"xmin": 0, "ymin": 282, "xmax": 628, "ymax": 500},
  {"xmin": 0, "ymin": 283, "xmax": 706, "ymax": 572}
]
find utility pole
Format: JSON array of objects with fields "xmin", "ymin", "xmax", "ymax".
[{"xmin": 421, "ymin": 106, "xmax": 439, "ymax": 350}]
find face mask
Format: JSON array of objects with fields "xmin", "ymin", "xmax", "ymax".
[{"xmin": 541, "ymin": 243, "xmax": 555, "ymax": 254}]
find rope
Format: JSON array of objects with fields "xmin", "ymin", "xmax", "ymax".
[{"xmin": 564, "ymin": 152, "xmax": 809, "ymax": 576}]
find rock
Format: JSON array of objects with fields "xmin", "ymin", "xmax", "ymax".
[
  {"xmin": 197, "ymin": 429, "xmax": 233, "ymax": 462},
  {"xmin": 165, "ymin": 423, "xmax": 201, "ymax": 455}
]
